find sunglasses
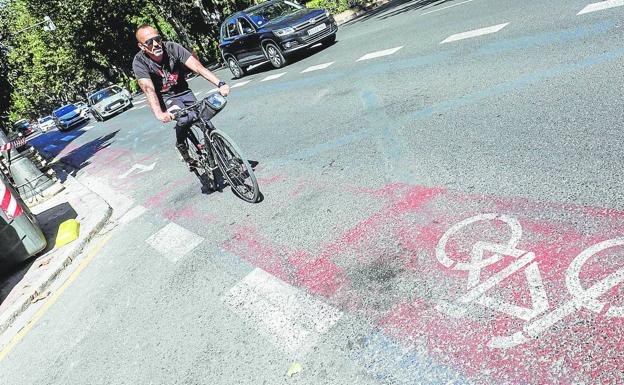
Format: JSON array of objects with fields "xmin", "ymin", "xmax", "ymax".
[{"xmin": 143, "ymin": 35, "xmax": 163, "ymax": 47}]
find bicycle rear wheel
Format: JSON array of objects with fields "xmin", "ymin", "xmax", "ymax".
[{"xmin": 210, "ymin": 129, "xmax": 259, "ymax": 203}]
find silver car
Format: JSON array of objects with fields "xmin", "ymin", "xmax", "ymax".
[{"xmin": 88, "ymin": 86, "xmax": 133, "ymax": 121}]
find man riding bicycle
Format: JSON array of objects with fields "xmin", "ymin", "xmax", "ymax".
[{"xmin": 132, "ymin": 24, "xmax": 230, "ymax": 169}]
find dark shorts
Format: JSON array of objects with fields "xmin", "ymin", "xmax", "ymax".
[{"xmin": 164, "ymin": 91, "xmax": 197, "ymax": 145}]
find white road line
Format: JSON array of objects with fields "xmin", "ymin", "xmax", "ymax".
[
  {"xmin": 356, "ymin": 46, "xmax": 403, "ymax": 61},
  {"xmin": 118, "ymin": 205, "xmax": 147, "ymax": 224},
  {"xmin": 301, "ymin": 62, "xmax": 335, "ymax": 73},
  {"xmin": 261, "ymin": 72, "xmax": 287, "ymax": 81},
  {"xmin": 146, "ymin": 222, "xmax": 204, "ymax": 263},
  {"xmin": 134, "ymin": 99, "xmax": 147, "ymax": 104},
  {"xmin": 421, "ymin": 0, "xmax": 474, "ymax": 15},
  {"xmin": 578, "ymin": 0, "xmax": 624, "ymax": 14},
  {"xmin": 82, "ymin": 125, "xmax": 94, "ymax": 131},
  {"xmin": 440, "ymin": 22, "xmax": 509, "ymax": 44},
  {"xmin": 231, "ymin": 80, "xmax": 252, "ymax": 88},
  {"xmin": 223, "ymin": 268, "xmax": 343, "ymax": 355}
]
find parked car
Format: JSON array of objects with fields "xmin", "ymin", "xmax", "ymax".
[
  {"xmin": 88, "ymin": 86, "xmax": 133, "ymax": 122},
  {"xmin": 52, "ymin": 104, "xmax": 90, "ymax": 132},
  {"xmin": 74, "ymin": 101, "xmax": 90, "ymax": 117},
  {"xmin": 36, "ymin": 116, "xmax": 56, "ymax": 132},
  {"xmin": 12, "ymin": 119, "xmax": 34, "ymax": 137},
  {"xmin": 219, "ymin": 0, "xmax": 337, "ymax": 78}
]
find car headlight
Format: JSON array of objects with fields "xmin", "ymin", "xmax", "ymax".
[
  {"xmin": 325, "ymin": 9, "xmax": 330, "ymax": 17},
  {"xmin": 274, "ymin": 27, "xmax": 295, "ymax": 36}
]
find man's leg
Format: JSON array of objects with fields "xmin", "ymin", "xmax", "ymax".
[{"xmin": 165, "ymin": 92, "xmax": 198, "ymax": 168}]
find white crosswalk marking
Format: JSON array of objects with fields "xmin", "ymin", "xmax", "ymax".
[
  {"xmin": 146, "ymin": 222, "xmax": 204, "ymax": 262},
  {"xmin": 578, "ymin": 0, "xmax": 624, "ymax": 14},
  {"xmin": 223, "ymin": 268, "xmax": 343, "ymax": 355},
  {"xmin": 356, "ymin": 46, "xmax": 403, "ymax": 61},
  {"xmin": 301, "ymin": 62, "xmax": 335, "ymax": 73},
  {"xmin": 261, "ymin": 72, "xmax": 287, "ymax": 81},
  {"xmin": 232, "ymin": 80, "xmax": 252, "ymax": 88},
  {"xmin": 440, "ymin": 22, "xmax": 509, "ymax": 44}
]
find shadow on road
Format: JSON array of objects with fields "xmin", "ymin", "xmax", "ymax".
[
  {"xmin": 343, "ymin": 0, "xmax": 453, "ymax": 24},
  {"xmin": 59, "ymin": 131, "xmax": 120, "ymax": 180},
  {"xmin": 0, "ymin": 201, "xmax": 77, "ymax": 308},
  {"xmin": 26, "ymin": 121, "xmax": 92, "ymax": 159}
]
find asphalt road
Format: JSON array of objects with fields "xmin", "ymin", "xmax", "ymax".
[{"xmin": 2, "ymin": 0, "xmax": 624, "ymax": 383}]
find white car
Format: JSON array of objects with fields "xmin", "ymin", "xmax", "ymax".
[
  {"xmin": 88, "ymin": 86, "xmax": 133, "ymax": 122},
  {"xmin": 36, "ymin": 116, "xmax": 56, "ymax": 132}
]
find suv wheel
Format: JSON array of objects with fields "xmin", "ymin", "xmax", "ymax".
[
  {"xmin": 265, "ymin": 42, "xmax": 286, "ymax": 69},
  {"xmin": 227, "ymin": 57, "xmax": 245, "ymax": 79}
]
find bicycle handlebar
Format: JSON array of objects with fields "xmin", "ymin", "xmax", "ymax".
[{"xmin": 171, "ymin": 92, "xmax": 227, "ymax": 121}]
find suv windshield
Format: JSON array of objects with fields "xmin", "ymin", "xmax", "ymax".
[
  {"xmin": 89, "ymin": 87, "xmax": 121, "ymax": 105},
  {"xmin": 248, "ymin": 1, "xmax": 303, "ymax": 27},
  {"xmin": 53, "ymin": 105, "xmax": 77, "ymax": 117}
]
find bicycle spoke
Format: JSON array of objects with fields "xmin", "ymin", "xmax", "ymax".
[{"xmin": 210, "ymin": 131, "xmax": 259, "ymax": 202}]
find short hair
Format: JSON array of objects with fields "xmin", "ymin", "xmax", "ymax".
[{"xmin": 135, "ymin": 24, "xmax": 155, "ymax": 41}]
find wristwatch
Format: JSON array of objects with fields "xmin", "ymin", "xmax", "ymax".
[{"xmin": 217, "ymin": 81, "xmax": 227, "ymax": 88}]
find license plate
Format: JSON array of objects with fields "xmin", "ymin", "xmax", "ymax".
[{"xmin": 307, "ymin": 23, "xmax": 326, "ymax": 35}]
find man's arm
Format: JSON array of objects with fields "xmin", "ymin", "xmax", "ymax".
[
  {"xmin": 137, "ymin": 78, "xmax": 173, "ymax": 123},
  {"xmin": 184, "ymin": 56, "xmax": 230, "ymax": 97}
]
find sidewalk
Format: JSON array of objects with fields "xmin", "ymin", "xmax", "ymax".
[{"xmin": 0, "ymin": 169, "xmax": 111, "ymax": 335}]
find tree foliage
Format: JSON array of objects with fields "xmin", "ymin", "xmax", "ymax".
[{"xmin": 0, "ymin": 0, "xmax": 262, "ymax": 129}]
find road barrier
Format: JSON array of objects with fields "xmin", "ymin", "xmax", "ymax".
[
  {"xmin": 0, "ymin": 141, "xmax": 59, "ymax": 201},
  {"xmin": 0, "ymin": 173, "xmax": 47, "ymax": 267}
]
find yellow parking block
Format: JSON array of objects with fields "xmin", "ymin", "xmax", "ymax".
[{"xmin": 55, "ymin": 219, "xmax": 80, "ymax": 248}]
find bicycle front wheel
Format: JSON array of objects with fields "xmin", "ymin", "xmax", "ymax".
[{"xmin": 210, "ymin": 129, "xmax": 259, "ymax": 203}]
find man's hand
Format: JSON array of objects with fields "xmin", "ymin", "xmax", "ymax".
[
  {"xmin": 156, "ymin": 110, "xmax": 175, "ymax": 123},
  {"xmin": 218, "ymin": 84, "xmax": 230, "ymax": 97}
]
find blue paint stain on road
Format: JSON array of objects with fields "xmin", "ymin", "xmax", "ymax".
[
  {"xmin": 350, "ymin": 332, "xmax": 469, "ymax": 384},
  {"xmin": 265, "ymin": 46, "xmax": 624, "ymax": 171},
  {"xmin": 43, "ymin": 144, "xmax": 58, "ymax": 153}
]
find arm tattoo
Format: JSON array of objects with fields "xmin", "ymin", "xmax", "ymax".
[{"xmin": 138, "ymin": 78, "xmax": 162, "ymax": 116}]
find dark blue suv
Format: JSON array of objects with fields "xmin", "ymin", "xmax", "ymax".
[{"xmin": 219, "ymin": 0, "xmax": 338, "ymax": 78}]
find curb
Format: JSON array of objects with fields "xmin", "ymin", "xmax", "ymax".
[
  {"xmin": 333, "ymin": 0, "xmax": 393, "ymax": 25},
  {"xmin": 0, "ymin": 171, "xmax": 112, "ymax": 336}
]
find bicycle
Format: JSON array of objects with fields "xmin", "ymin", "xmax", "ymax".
[{"xmin": 172, "ymin": 93, "xmax": 260, "ymax": 203}]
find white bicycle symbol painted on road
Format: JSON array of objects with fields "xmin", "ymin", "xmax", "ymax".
[{"xmin": 435, "ymin": 213, "xmax": 624, "ymax": 349}]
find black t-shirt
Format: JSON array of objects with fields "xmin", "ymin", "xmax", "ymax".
[{"xmin": 132, "ymin": 41, "xmax": 192, "ymax": 97}]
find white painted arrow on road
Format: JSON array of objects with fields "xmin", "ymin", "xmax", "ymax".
[{"xmin": 118, "ymin": 162, "xmax": 157, "ymax": 179}]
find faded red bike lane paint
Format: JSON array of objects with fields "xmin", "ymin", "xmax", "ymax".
[{"xmin": 222, "ymin": 184, "xmax": 624, "ymax": 384}]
